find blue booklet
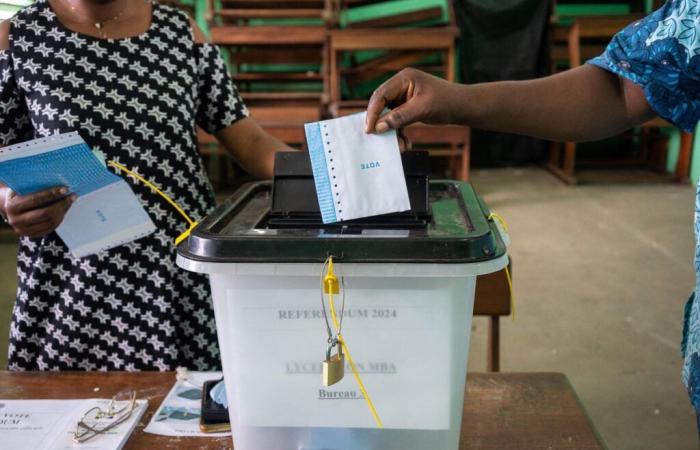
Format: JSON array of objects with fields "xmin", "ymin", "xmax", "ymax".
[{"xmin": 0, "ymin": 132, "xmax": 155, "ymax": 257}]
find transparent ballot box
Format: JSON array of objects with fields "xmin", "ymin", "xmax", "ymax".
[{"xmin": 177, "ymin": 152, "xmax": 509, "ymax": 450}]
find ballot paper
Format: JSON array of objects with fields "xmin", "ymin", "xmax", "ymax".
[
  {"xmin": 304, "ymin": 112, "xmax": 411, "ymax": 223},
  {"xmin": 0, "ymin": 132, "xmax": 155, "ymax": 257},
  {"xmin": 144, "ymin": 371, "xmax": 231, "ymax": 438},
  {"xmin": 0, "ymin": 398, "xmax": 148, "ymax": 450}
]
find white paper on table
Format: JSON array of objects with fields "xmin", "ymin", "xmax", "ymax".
[
  {"xmin": 50, "ymin": 399, "xmax": 148, "ymax": 450},
  {"xmin": 0, "ymin": 398, "xmax": 148, "ymax": 450},
  {"xmin": 0, "ymin": 400, "xmax": 79, "ymax": 450},
  {"xmin": 144, "ymin": 371, "xmax": 231, "ymax": 437}
]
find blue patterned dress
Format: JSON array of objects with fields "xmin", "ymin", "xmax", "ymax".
[{"xmin": 588, "ymin": 0, "xmax": 700, "ymax": 411}]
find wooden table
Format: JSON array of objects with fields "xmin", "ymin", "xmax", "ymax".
[{"xmin": 0, "ymin": 371, "xmax": 605, "ymax": 450}]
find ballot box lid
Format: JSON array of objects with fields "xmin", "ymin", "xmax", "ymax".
[{"xmin": 177, "ymin": 174, "xmax": 507, "ymax": 264}]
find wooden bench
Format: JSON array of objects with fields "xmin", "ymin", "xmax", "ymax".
[
  {"xmin": 327, "ymin": 27, "xmax": 461, "ymax": 177},
  {"xmin": 345, "ymin": 6, "xmax": 444, "ymax": 29},
  {"xmin": 210, "ymin": 25, "xmax": 327, "ymax": 45},
  {"xmin": 474, "ymin": 261, "xmax": 512, "ymax": 372},
  {"xmin": 208, "ymin": 0, "xmax": 332, "ymax": 108},
  {"xmin": 328, "ymin": 27, "xmax": 458, "ymax": 105}
]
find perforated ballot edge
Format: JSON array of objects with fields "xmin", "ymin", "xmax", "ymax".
[
  {"xmin": 304, "ymin": 122, "xmax": 337, "ymax": 224},
  {"xmin": 0, "ymin": 131, "xmax": 85, "ymax": 162}
]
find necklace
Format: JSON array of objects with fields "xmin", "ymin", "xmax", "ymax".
[{"xmin": 59, "ymin": 0, "xmax": 131, "ymax": 38}]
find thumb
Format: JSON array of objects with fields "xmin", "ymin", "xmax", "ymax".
[{"xmin": 375, "ymin": 103, "xmax": 421, "ymax": 133}]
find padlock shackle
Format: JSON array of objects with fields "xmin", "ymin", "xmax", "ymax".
[{"xmin": 326, "ymin": 338, "xmax": 343, "ymax": 359}]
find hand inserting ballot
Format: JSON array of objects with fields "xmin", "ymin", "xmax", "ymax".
[
  {"xmin": 365, "ymin": 68, "xmax": 458, "ymax": 135},
  {"xmin": 0, "ymin": 186, "xmax": 75, "ymax": 238}
]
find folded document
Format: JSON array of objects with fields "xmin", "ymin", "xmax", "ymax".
[
  {"xmin": 0, "ymin": 132, "xmax": 155, "ymax": 257},
  {"xmin": 0, "ymin": 398, "xmax": 148, "ymax": 450},
  {"xmin": 304, "ymin": 112, "xmax": 411, "ymax": 224}
]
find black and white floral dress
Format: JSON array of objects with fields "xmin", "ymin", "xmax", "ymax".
[{"xmin": 1, "ymin": 0, "xmax": 249, "ymax": 371}]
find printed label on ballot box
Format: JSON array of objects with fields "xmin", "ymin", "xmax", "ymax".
[{"xmin": 219, "ymin": 279, "xmax": 454, "ymax": 430}]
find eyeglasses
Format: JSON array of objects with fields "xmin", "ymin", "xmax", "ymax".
[
  {"xmin": 176, "ymin": 366, "xmax": 203, "ymax": 389},
  {"xmin": 73, "ymin": 390, "xmax": 136, "ymax": 443}
]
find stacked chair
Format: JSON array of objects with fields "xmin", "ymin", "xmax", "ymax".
[
  {"xmin": 328, "ymin": 0, "xmax": 469, "ymax": 180},
  {"xmin": 548, "ymin": 0, "xmax": 694, "ymax": 184},
  {"xmin": 199, "ymin": 0, "xmax": 471, "ymax": 184},
  {"xmin": 203, "ymin": 0, "xmax": 331, "ymax": 152}
]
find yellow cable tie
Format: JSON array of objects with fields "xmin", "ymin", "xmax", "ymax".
[
  {"xmin": 488, "ymin": 212, "xmax": 509, "ymax": 233},
  {"xmin": 338, "ymin": 334, "xmax": 384, "ymax": 428},
  {"xmin": 329, "ymin": 291, "xmax": 338, "ymax": 328},
  {"xmin": 504, "ymin": 265, "xmax": 515, "ymax": 322},
  {"xmin": 108, "ymin": 160, "xmax": 198, "ymax": 244},
  {"xmin": 175, "ymin": 222, "xmax": 199, "ymax": 246},
  {"xmin": 108, "ymin": 160, "xmax": 195, "ymax": 225},
  {"xmin": 488, "ymin": 213, "xmax": 515, "ymax": 320},
  {"xmin": 326, "ymin": 261, "xmax": 383, "ymax": 428}
]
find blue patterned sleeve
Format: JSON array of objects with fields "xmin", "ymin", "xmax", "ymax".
[
  {"xmin": 0, "ymin": 50, "xmax": 32, "ymax": 145},
  {"xmin": 587, "ymin": 1, "xmax": 700, "ymax": 132}
]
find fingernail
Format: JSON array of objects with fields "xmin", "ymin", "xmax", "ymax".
[
  {"xmin": 70, "ymin": 194, "xmax": 77, "ymax": 201},
  {"xmin": 59, "ymin": 188, "xmax": 68, "ymax": 195},
  {"xmin": 376, "ymin": 122, "xmax": 389, "ymax": 133}
]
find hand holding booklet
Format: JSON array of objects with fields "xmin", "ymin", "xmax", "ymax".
[
  {"xmin": 0, "ymin": 132, "xmax": 155, "ymax": 257},
  {"xmin": 304, "ymin": 111, "xmax": 411, "ymax": 224}
]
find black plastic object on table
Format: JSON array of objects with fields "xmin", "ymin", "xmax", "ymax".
[{"xmin": 178, "ymin": 151, "xmax": 506, "ymax": 264}]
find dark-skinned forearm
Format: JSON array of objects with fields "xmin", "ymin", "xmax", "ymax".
[
  {"xmin": 231, "ymin": 129, "xmax": 285, "ymax": 179},
  {"xmin": 453, "ymin": 65, "xmax": 655, "ymax": 142},
  {"xmin": 216, "ymin": 117, "xmax": 296, "ymax": 180}
]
